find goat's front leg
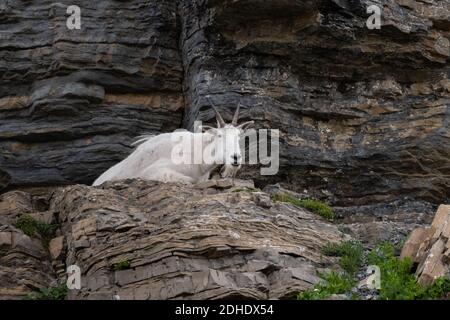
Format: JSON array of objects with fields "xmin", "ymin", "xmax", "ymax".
[
  {"xmin": 142, "ymin": 165, "xmax": 195, "ymax": 184},
  {"xmin": 221, "ymin": 165, "xmax": 241, "ymax": 179}
]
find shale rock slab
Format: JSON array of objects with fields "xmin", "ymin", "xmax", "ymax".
[
  {"xmin": 47, "ymin": 179, "xmax": 348, "ymax": 300},
  {"xmin": 401, "ymin": 204, "xmax": 450, "ymax": 286}
]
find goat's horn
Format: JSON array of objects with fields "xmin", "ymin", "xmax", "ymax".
[
  {"xmin": 206, "ymin": 96, "xmax": 226, "ymax": 128},
  {"xmin": 232, "ymin": 102, "xmax": 241, "ymax": 126},
  {"xmin": 237, "ymin": 120, "xmax": 254, "ymax": 130}
]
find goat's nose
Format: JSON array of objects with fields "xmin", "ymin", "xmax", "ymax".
[{"xmin": 232, "ymin": 154, "xmax": 241, "ymax": 166}]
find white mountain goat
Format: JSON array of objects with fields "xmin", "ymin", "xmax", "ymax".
[{"xmin": 92, "ymin": 99, "xmax": 254, "ymax": 186}]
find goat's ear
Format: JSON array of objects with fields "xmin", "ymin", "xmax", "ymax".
[{"xmin": 238, "ymin": 121, "xmax": 254, "ymax": 131}]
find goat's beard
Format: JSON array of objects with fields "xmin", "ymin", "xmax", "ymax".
[{"xmin": 220, "ymin": 164, "xmax": 241, "ymax": 178}]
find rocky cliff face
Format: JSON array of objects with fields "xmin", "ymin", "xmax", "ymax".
[
  {"xmin": 0, "ymin": 179, "xmax": 349, "ymax": 299},
  {"xmin": 0, "ymin": 0, "xmax": 183, "ymax": 188},
  {"xmin": 0, "ymin": 0, "xmax": 449, "ymax": 300},
  {"xmin": 1, "ymin": 179, "xmax": 448, "ymax": 300},
  {"xmin": 0, "ymin": 0, "xmax": 449, "ymax": 210}
]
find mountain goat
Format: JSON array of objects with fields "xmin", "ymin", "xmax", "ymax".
[{"xmin": 92, "ymin": 99, "xmax": 254, "ymax": 186}]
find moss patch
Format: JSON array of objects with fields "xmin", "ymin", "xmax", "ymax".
[{"xmin": 113, "ymin": 260, "xmax": 131, "ymax": 271}]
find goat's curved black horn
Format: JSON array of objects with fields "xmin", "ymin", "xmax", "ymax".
[
  {"xmin": 232, "ymin": 102, "xmax": 241, "ymax": 126},
  {"xmin": 206, "ymin": 96, "xmax": 226, "ymax": 128}
]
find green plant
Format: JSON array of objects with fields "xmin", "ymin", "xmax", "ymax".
[
  {"xmin": 322, "ymin": 241, "xmax": 364, "ymax": 276},
  {"xmin": 367, "ymin": 242, "xmax": 421, "ymax": 300},
  {"xmin": 297, "ymin": 271, "xmax": 355, "ymax": 300},
  {"xmin": 367, "ymin": 242, "xmax": 450, "ymax": 300},
  {"xmin": 113, "ymin": 260, "xmax": 131, "ymax": 271},
  {"xmin": 299, "ymin": 241, "xmax": 450, "ymax": 300},
  {"xmin": 15, "ymin": 215, "xmax": 58, "ymax": 248},
  {"xmin": 422, "ymin": 277, "xmax": 450, "ymax": 299},
  {"xmin": 272, "ymin": 193, "xmax": 335, "ymax": 221},
  {"xmin": 297, "ymin": 241, "xmax": 362, "ymax": 300},
  {"xmin": 26, "ymin": 283, "xmax": 68, "ymax": 300}
]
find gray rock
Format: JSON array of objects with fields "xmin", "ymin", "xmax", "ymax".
[
  {"xmin": 48, "ymin": 179, "xmax": 347, "ymax": 300},
  {"xmin": 0, "ymin": 0, "xmax": 448, "ymax": 210}
]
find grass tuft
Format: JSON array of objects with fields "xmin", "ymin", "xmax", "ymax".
[
  {"xmin": 272, "ymin": 193, "xmax": 335, "ymax": 221},
  {"xmin": 297, "ymin": 271, "xmax": 355, "ymax": 300},
  {"xmin": 322, "ymin": 241, "xmax": 364, "ymax": 276}
]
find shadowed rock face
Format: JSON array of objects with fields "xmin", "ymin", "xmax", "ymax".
[
  {"xmin": 0, "ymin": 0, "xmax": 449, "ymax": 207},
  {"xmin": 0, "ymin": 0, "xmax": 184, "ymax": 188},
  {"xmin": 0, "ymin": 180, "xmax": 348, "ymax": 300},
  {"xmin": 179, "ymin": 0, "xmax": 450, "ymax": 206}
]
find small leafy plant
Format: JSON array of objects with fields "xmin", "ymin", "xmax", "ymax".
[
  {"xmin": 297, "ymin": 271, "xmax": 355, "ymax": 300},
  {"xmin": 26, "ymin": 283, "xmax": 68, "ymax": 300},
  {"xmin": 298, "ymin": 241, "xmax": 363, "ymax": 300},
  {"xmin": 322, "ymin": 241, "xmax": 364, "ymax": 276},
  {"xmin": 272, "ymin": 193, "xmax": 335, "ymax": 221},
  {"xmin": 15, "ymin": 215, "xmax": 58, "ymax": 248},
  {"xmin": 113, "ymin": 260, "xmax": 131, "ymax": 271},
  {"xmin": 367, "ymin": 242, "xmax": 450, "ymax": 300},
  {"xmin": 422, "ymin": 277, "xmax": 450, "ymax": 299},
  {"xmin": 298, "ymin": 241, "xmax": 450, "ymax": 300}
]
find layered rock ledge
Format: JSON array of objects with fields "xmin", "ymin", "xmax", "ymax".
[{"xmin": 0, "ymin": 179, "xmax": 348, "ymax": 300}]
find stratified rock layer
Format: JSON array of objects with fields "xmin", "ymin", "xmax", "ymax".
[
  {"xmin": 50, "ymin": 179, "xmax": 346, "ymax": 300},
  {"xmin": 0, "ymin": 191, "xmax": 57, "ymax": 299},
  {"xmin": 0, "ymin": 0, "xmax": 448, "ymax": 208},
  {"xmin": 0, "ymin": 0, "xmax": 183, "ymax": 187},
  {"xmin": 180, "ymin": 0, "xmax": 450, "ymax": 206}
]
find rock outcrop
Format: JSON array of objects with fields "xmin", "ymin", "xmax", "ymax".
[
  {"xmin": 0, "ymin": 179, "xmax": 348, "ymax": 300},
  {"xmin": 0, "ymin": 0, "xmax": 449, "ymax": 300},
  {"xmin": 401, "ymin": 204, "xmax": 450, "ymax": 286},
  {"xmin": 0, "ymin": 0, "xmax": 448, "ymax": 210},
  {"xmin": 0, "ymin": 191, "xmax": 58, "ymax": 299}
]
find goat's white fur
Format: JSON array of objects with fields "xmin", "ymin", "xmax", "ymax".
[
  {"xmin": 93, "ymin": 132, "xmax": 215, "ymax": 185},
  {"xmin": 92, "ymin": 101, "xmax": 253, "ymax": 186}
]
